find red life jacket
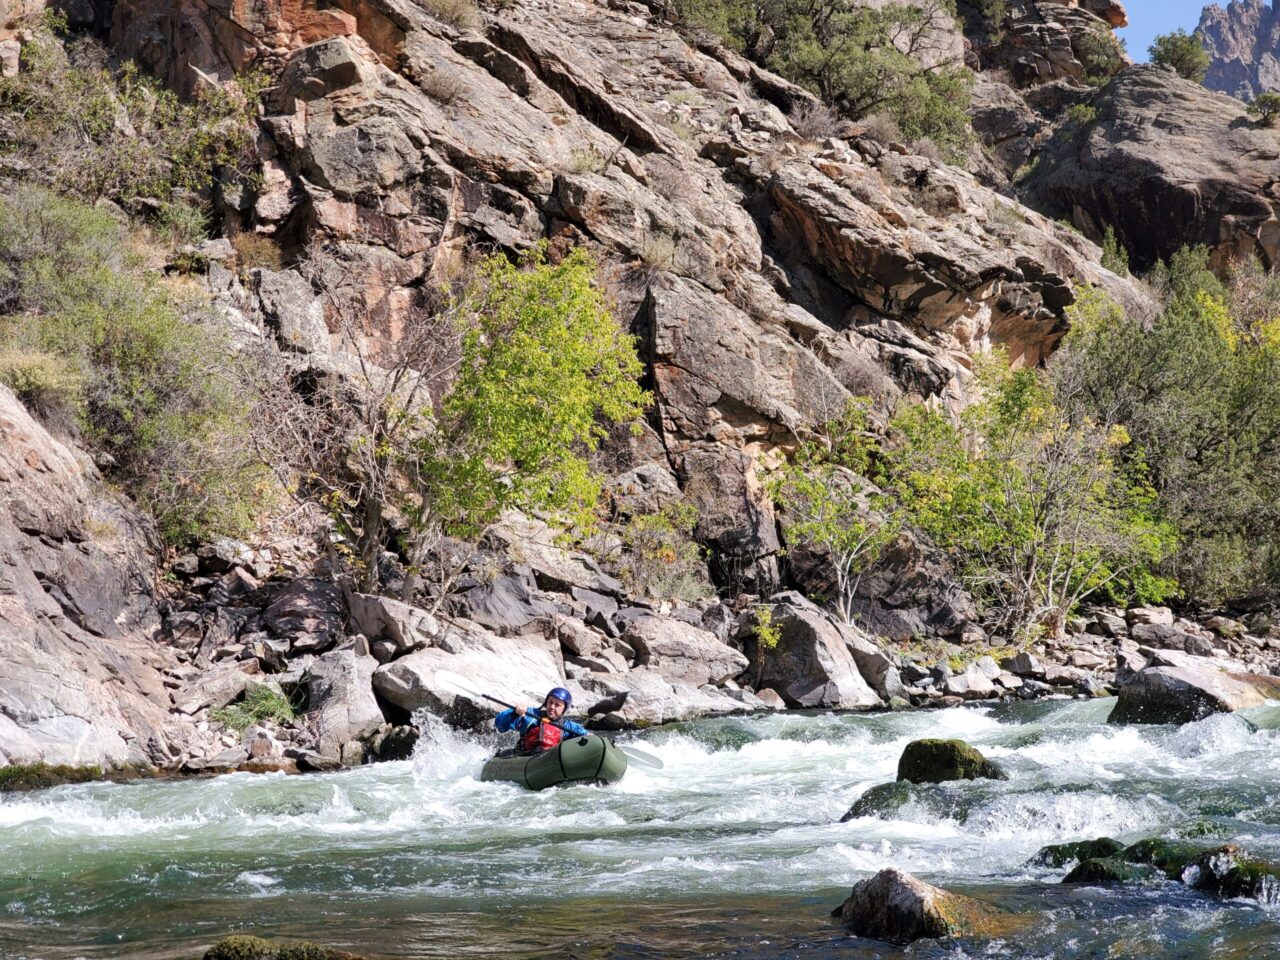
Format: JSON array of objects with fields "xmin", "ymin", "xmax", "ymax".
[{"xmin": 520, "ymin": 718, "xmax": 563, "ymax": 754}]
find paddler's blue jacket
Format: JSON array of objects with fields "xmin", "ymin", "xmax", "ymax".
[{"xmin": 494, "ymin": 707, "xmax": 589, "ymax": 739}]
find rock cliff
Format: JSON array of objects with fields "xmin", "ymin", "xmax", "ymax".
[{"xmin": 1200, "ymin": 0, "xmax": 1280, "ymax": 100}]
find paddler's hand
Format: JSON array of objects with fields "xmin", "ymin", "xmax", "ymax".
[{"xmin": 513, "ymin": 705, "xmax": 526, "ymax": 717}]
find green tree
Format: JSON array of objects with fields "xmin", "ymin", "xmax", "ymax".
[
  {"xmin": 885, "ymin": 355, "xmax": 1176, "ymax": 638},
  {"xmin": 1100, "ymin": 225, "xmax": 1129, "ymax": 275},
  {"xmin": 1076, "ymin": 27, "xmax": 1126, "ymax": 85},
  {"xmin": 672, "ymin": 0, "xmax": 974, "ymax": 160},
  {"xmin": 1148, "ymin": 29, "xmax": 1210, "ymax": 82},
  {"xmin": 771, "ymin": 399, "xmax": 902, "ymax": 624},
  {"xmin": 1248, "ymin": 91, "xmax": 1280, "ymax": 126},
  {"xmin": 1052, "ymin": 265, "xmax": 1280, "ymax": 603}
]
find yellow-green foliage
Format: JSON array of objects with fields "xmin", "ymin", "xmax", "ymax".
[
  {"xmin": 884, "ymin": 354, "xmax": 1176, "ymax": 637},
  {"xmin": 0, "ymin": 189, "xmax": 268, "ymax": 543},
  {"xmin": 1055, "ymin": 253, "xmax": 1280, "ymax": 603},
  {"xmin": 771, "ymin": 399, "xmax": 902, "ymax": 624},
  {"xmin": 422, "ymin": 245, "xmax": 651, "ymax": 542},
  {"xmin": 1100, "ymin": 225, "xmax": 1129, "ymax": 275},
  {"xmin": 0, "ymin": 14, "xmax": 265, "ymax": 203}
]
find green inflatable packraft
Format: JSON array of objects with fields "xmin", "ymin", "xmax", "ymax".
[{"xmin": 479, "ymin": 734, "xmax": 628, "ymax": 790}]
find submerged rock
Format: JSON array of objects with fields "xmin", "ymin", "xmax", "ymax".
[
  {"xmin": 897, "ymin": 739, "xmax": 1007, "ymax": 784},
  {"xmin": 833, "ymin": 868, "xmax": 1020, "ymax": 944},
  {"xmin": 841, "ymin": 782, "xmax": 914, "ymax": 821},
  {"xmin": 1031, "ymin": 837, "xmax": 1125, "ymax": 867}
]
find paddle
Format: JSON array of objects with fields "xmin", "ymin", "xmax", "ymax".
[{"xmin": 434, "ymin": 670, "xmax": 665, "ymax": 770}]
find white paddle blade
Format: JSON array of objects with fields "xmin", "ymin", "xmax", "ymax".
[{"xmin": 618, "ymin": 744, "xmax": 664, "ymax": 770}]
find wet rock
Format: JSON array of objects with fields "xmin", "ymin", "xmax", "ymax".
[
  {"xmin": 841, "ymin": 781, "xmax": 913, "ymax": 821},
  {"xmin": 263, "ymin": 579, "xmax": 344, "ymax": 652},
  {"xmin": 305, "ymin": 644, "xmax": 384, "ymax": 761},
  {"xmin": 833, "ymin": 868, "xmax": 1017, "ymax": 944},
  {"xmin": 1186, "ymin": 846, "xmax": 1280, "ymax": 903},
  {"xmin": 1062, "ymin": 857, "xmax": 1155, "ymax": 885},
  {"xmin": 1109, "ymin": 650, "xmax": 1280, "ymax": 725},
  {"xmin": 1120, "ymin": 838, "xmax": 1218, "ymax": 878},
  {"xmin": 1031, "ymin": 837, "xmax": 1124, "ymax": 867},
  {"xmin": 897, "ymin": 739, "xmax": 1007, "ymax": 784},
  {"xmin": 624, "ymin": 616, "xmax": 748, "ymax": 687},
  {"xmin": 367, "ymin": 724, "xmax": 419, "ymax": 762},
  {"xmin": 285, "ymin": 748, "xmax": 342, "ymax": 773},
  {"xmin": 744, "ymin": 594, "xmax": 881, "ymax": 709}
]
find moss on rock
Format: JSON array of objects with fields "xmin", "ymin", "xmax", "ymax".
[
  {"xmin": 1119, "ymin": 838, "xmax": 1215, "ymax": 878},
  {"xmin": 896, "ymin": 739, "xmax": 1007, "ymax": 785},
  {"xmin": 0, "ymin": 763, "xmax": 103, "ymax": 792},
  {"xmin": 841, "ymin": 782, "xmax": 913, "ymax": 821},
  {"xmin": 1062, "ymin": 857, "xmax": 1156, "ymax": 885},
  {"xmin": 204, "ymin": 934, "xmax": 365, "ymax": 960},
  {"xmin": 1186, "ymin": 847, "xmax": 1280, "ymax": 902},
  {"xmin": 1031, "ymin": 837, "xmax": 1124, "ymax": 867}
]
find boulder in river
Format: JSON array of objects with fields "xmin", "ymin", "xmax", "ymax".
[
  {"xmin": 840, "ymin": 781, "xmax": 913, "ymax": 821},
  {"xmin": 833, "ymin": 868, "xmax": 1019, "ymax": 944},
  {"xmin": 1062, "ymin": 857, "xmax": 1156, "ymax": 885},
  {"xmin": 1030, "ymin": 837, "xmax": 1124, "ymax": 867},
  {"xmin": 305, "ymin": 642, "xmax": 384, "ymax": 762},
  {"xmin": 1109, "ymin": 648, "xmax": 1280, "ymax": 725},
  {"xmin": 897, "ymin": 739, "xmax": 1007, "ymax": 784},
  {"xmin": 1185, "ymin": 846, "xmax": 1280, "ymax": 903}
]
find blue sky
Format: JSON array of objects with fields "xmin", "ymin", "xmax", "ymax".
[{"xmin": 1117, "ymin": 0, "xmax": 1223, "ymax": 61}]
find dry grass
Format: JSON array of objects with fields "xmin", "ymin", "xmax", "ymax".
[
  {"xmin": 422, "ymin": 0, "xmax": 482, "ymax": 29},
  {"xmin": 232, "ymin": 232, "xmax": 284, "ymax": 272},
  {"xmin": 789, "ymin": 100, "xmax": 841, "ymax": 143},
  {"xmin": 421, "ymin": 68, "xmax": 468, "ymax": 104}
]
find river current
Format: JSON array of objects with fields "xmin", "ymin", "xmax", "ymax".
[{"xmin": 3, "ymin": 699, "xmax": 1280, "ymax": 959}]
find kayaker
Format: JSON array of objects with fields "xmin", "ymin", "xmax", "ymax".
[{"xmin": 494, "ymin": 687, "xmax": 589, "ymax": 755}]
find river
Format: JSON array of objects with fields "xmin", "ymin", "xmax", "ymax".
[{"xmin": 3, "ymin": 699, "xmax": 1280, "ymax": 959}]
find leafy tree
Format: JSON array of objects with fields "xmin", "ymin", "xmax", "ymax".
[
  {"xmin": 253, "ymin": 245, "xmax": 650, "ymax": 602},
  {"xmin": 1052, "ymin": 264, "xmax": 1280, "ymax": 603},
  {"xmin": 672, "ymin": 0, "xmax": 974, "ymax": 160},
  {"xmin": 609, "ymin": 502, "xmax": 713, "ymax": 601},
  {"xmin": 771, "ymin": 399, "xmax": 903, "ymax": 625},
  {"xmin": 1148, "ymin": 29, "xmax": 1210, "ymax": 82},
  {"xmin": 884, "ymin": 355, "xmax": 1176, "ymax": 638},
  {"xmin": 1248, "ymin": 91, "xmax": 1280, "ymax": 126}
]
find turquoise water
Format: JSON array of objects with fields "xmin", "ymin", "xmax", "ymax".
[{"xmin": 3, "ymin": 700, "xmax": 1280, "ymax": 958}]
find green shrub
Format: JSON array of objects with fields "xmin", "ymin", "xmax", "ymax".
[
  {"xmin": 1100, "ymin": 225, "xmax": 1129, "ymax": 275},
  {"xmin": 883, "ymin": 354, "xmax": 1176, "ymax": 637},
  {"xmin": 1053, "ymin": 263, "xmax": 1280, "ymax": 603},
  {"xmin": 672, "ymin": 0, "xmax": 974, "ymax": 161},
  {"xmin": 1067, "ymin": 103, "xmax": 1097, "ymax": 125},
  {"xmin": 0, "ymin": 346, "xmax": 85, "ymax": 421},
  {"xmin": 612, "ymin": 501, "xmax": 713, "ymax": 601},
  {"xmin": 1149, "ymin": 29, "xmax": 1210, "ymax": 82},
  {"xmin": 0, "ymin": 188, "xmax": 267, "ymax": 543},
  {"xmin": 1076, "ymin": 28, "xmax": 1126, "ymax": 85},
  {"xmin": 0, "ymin": 18, "xmax": 264, "ymax": 204}
]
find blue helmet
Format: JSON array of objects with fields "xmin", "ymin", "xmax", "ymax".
[{"xmin": 546, "ymin": 687, "xmax": 572, "ymax": 708}]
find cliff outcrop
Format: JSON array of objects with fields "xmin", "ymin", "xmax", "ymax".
[{"xmin": 1200, "ymin": 0, "xmax": 1280, "ymax": 100}]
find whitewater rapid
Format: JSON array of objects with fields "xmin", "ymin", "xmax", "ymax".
[{"xmin": 3, "ymin": 699, "xmax": 1280, "ymax": 958}]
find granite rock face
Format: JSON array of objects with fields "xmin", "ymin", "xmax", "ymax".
[
  {"xmin": 0, "ymin": 385, "xmax": 211, "ymax": 767},
  {"xmin": 1023, "ymin": 64, "xmax": 1280, "ymax": 272},
  {"xmin": 105, "ymin": 0, "xmax": 1149, "ymax": 594}
]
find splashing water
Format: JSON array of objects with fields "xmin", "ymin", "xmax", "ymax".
[{"xmin": 3, "ymin": 700, "xmax": 1280, "ymax": 959}]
